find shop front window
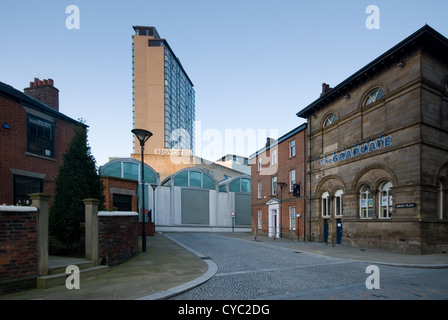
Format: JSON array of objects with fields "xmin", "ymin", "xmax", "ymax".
[
  {"xmin": 360, "ymin": 185, "xmax": 373, "ymax": 219},
  {"xmin": 322, "ymin": 191, "xmax": 330, "ymax": 218},
  {"xmin": 379, "ymin": 181, "xmax": 393, "ymax": 218},
  {"xmin": 334, "ymin": 189, "xmax": 343, "ymax": 217}
]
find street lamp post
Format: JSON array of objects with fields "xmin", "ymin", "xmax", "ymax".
[
  {"xmin": 132, "ymin": 128, "xmax": 153, "ymax": 252},
  {"xmin": 150, "ymin": 183, "xmax": 157, "ymax": 226}
]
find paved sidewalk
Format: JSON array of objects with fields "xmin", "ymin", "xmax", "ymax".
[
  {"xmin": 219, "ymin": 233, "xmax": 448, "ymax": 268},
  {"xmin": 0, "ymin": 233, "xmax": 209, "ymax": 300},
  {"xmin": 1, "ymin": 232, "xmax": 447, "ymax": 300}
]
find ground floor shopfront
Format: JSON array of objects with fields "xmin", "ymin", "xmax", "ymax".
[{"xmin": 307, "ymin": 141, "xmax": 448, "ymax": 254}]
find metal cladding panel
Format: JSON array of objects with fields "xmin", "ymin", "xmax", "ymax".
[
  {"xmin": 181, "ymin": 188, "xmax": 209, "ymax": 225},
  {"xmin": 235, "ymin": 193, "xmax": 251, "ymax": 226}
]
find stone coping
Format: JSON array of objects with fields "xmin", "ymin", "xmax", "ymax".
[
  {"xmin": 98, "ymin": 211, "xmax": 138, "ymax": 217},
  {"xmin": 0, "ymin": 205, "xmax": 38, "ymax": 212}
]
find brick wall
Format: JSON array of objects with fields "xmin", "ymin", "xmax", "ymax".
[
  {"xmin": 251, "ymin": 127, "xmax": 306, "ymax": 239},
  {"xmin": 0, "ymin": 206, "xmax": 38, "ymax": 295},
  {"xmin": 0, "ymin": 95, "xmax": 76, "ymax": 206},
  {"xmin": 98, "ymin": 212, "xmax": 139, "ymax": 266},
  {"xmin": 102, "ymin": 176, "xmax": 138, "ymax": 211}
]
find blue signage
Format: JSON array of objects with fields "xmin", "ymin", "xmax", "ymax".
[{"xmin": 318, "ymin": 135, "xmax": 391, "ymax": 167}]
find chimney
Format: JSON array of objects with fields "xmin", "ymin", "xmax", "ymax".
[
  {"xmin": 265, "ymin": 137, "xmax": 275, "ymax": 148},
  {"xmin": 24, "ymin": 77, "xmax": 59, "ymax": 111},
  {"xmin": 320, "ymin": 83, "xmax": 331, "ymax": 97}
]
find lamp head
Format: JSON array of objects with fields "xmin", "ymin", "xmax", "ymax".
[{"xmin": 132, "ymin": 129, "xmax": 153, "ymax": 146}]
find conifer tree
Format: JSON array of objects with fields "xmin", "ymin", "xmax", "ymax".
[{"xmin": 49, "ymin": 123, "xmax": 105, "ymax": 253}]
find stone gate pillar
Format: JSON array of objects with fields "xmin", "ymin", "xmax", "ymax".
[
  {"xmin": 29, "ymin": 193, "xmax": 51, "ymax": 276},
  {"xmin": 84, "ymin": 198, "xmax": 100, "ymax": 265}
]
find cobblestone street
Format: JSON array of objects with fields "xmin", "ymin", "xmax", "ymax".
[{"xmin": 168, "ymin": 233, "xmax": 448, "ymax": 300}]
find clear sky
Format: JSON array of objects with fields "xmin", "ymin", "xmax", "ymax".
[{"xmin": 1, "ymin": 0, "xmax": 447, "ymax": 166}]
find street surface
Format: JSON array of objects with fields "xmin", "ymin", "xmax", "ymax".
[{"xmin": 168, "ymin": 233, "xmax": 448, "ymax": 300}]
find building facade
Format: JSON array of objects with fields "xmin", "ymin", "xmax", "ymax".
[
  {"xmin": 132, "ymin": 26, "xmax": 195, "ymax": 154},
  {"xmin": 0, "ymin": 78, "xmax": 83, "ymax": 206},
  {"xmin": 250, "ymin": 124, "xmax": 307, "ymax": 240},
  {"xmin": 296, "ymin": 25, "xmax": 448, "ymax": 254}
]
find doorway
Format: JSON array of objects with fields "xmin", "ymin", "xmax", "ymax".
[
  {"xmin": 267, "ymin": 199, "xmax": 280, "ymax": 238},
  {"xmin": 323, "ymin": 219, "xmax": 329, "ymax": 244},
  {"xmin": 336, "ymin": 219, "xmax": 342, "ymax": 244}
]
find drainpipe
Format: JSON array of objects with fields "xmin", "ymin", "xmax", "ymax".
[{"xmin": 308, "ymin": 115, "xmax": 314, "ymax": 243}]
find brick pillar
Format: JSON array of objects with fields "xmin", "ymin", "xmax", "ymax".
[
  {"xmin": 84, "ymin": 198, "xmax": 100, "ymax": 265},
  {"xmin": 29, "ymin": 193, "xmax": 51, "ymax": 276}
]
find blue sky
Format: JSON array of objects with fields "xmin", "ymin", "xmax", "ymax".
[{"xmin": 1, "ymin": 0, "xmax": 447, "ymax": 166}]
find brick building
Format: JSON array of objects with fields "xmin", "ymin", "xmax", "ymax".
[
  {"xmin": 250, "ymin": 124, "xmax": 307, "ymax": 240},
  {"xmin": 0, "ymin": 78, "xmax": 84, "ymax": 205},
  {"xmin": 296, "ymin": 25, "xmax": 448, "ymax": 254}
]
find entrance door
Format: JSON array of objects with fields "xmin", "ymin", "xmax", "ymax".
[
  {"xmin": 269, "ymin": 209, "xmax": 278, "ymax": 238},
  {"xmin": 267, "ymin": 199, "xmax": 280, "ymax": 238},
  {"xmin": 336, "ymin": 218, "xmax": 342, "ymax": 244},
  {"xmin": 323, "ymin": 219, "xmax": 329, "ymax": 244}
]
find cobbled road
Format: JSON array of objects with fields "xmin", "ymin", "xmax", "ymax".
[{"xmin": 168, "ymin": 233, "xmax": 448, "ymax": 300}]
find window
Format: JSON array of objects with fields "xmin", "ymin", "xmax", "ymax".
[
  {"xmin": 289, "ymin": 170, "xmax": 296, "ymax": 192},
  {"xmin": 379, "ymin": 181, "xmax": 393, "ymax": 218},
  {"xmin": 289, "ymin": 206, "xmax": 296, "ymax": 230},
  {"xmin": 323, "ymin": 113, "xmax": 338, "ymax": 128},
  {"xmin": 272, "ymin": 149, "xmax": 278, "ymax": 165},
  {"xmin": 289, "ymin": 140, "xmax": 296, "ymax": 157},
  {"xmin": 257, "ymin": 181, "xmax": 262, "ymax": 199},
  {"xmin": 360, "ymin": 185, "xmax": 373, "ymax": 219},
  {"xmin": 13, "ymin": 175, "xmax": 43, "ymax": 205},
  {"xmin": 27, "ymin": 115, "xmax": 54, "ymax": 157},
  {"xmin": 257, "ymin": 158, "xmax": 262, "ymax": 171},
  {"xmin": 437, "ymin": 180, "xmax": 447, "ymax": 220},
  {"xmin": 173, "ymin": 170, "xmax": 216, "ymax": 189},
  {"xmin": 272, "ymin": 176, "xmax": 277, "ymax": 195},
  {"xmin": 258, "ymin": 210, "xmax": 262, "ymax": 229},
  {"xmin": 241, "ymin": 178, "xmax": 251, "ymax": 193},
  {"xmin": 189, "ymin": 171, "xmax": 202, "ymax": 188},
  {"xmin": 322, "ymin": 192, "xmax": 330, "ymax": 217},
  {"xmin": 113, "ymin": 194, "xmax": 133, "ymax": 211},
  {"xmin": 335, "ymin": 189, "xmax": 343, "ymax": 217},
  {"xmin": 364, "ymin": 88, "xmax": 385, "ymax": 106}
]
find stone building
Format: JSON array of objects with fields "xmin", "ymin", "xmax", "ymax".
[{"xmin": 296, "ymin": 25, "xmax": 448, "ymax": 254}]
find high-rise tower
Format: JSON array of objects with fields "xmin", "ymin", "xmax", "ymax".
[{"xmin": 132, "ymin": 26, "xmax": 195, "ymax": 154}]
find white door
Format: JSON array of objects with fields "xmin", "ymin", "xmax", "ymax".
[{"xmin": 268, "ymin": 206, "xmax": 280, "ymax": 238}]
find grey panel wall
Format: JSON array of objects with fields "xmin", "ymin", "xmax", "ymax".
[
  {"xmin": 235, "ymin": 193, "xmax": 251, "ymax": 226},
  {"xmin": 181, "ymin": 188, "xmax": 210, "ymax": 224}
]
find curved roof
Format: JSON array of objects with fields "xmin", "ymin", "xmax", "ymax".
[
  {"xmin": 99, "ymin": 158, "xmax": 159, "ymax": 185},
  {"xmin": 161, "ymin": 167, "xmax": 217, "ymax": 190}
]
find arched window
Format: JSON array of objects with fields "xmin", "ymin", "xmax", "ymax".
[
  {"xmin": 323, "ymin": 113, "xmax": 338, "ymax": 128},
  {"xmin": 228, "ymin": 177, "xmax": 251, "ymax": 193},
  {"xmin": 379, "ymin": 181, "xmax": 393, "ymax": 219},
  {"xmin": 322, "ymin": 191, "xmax": 330, "ymax": 218},
  {"xmin": 364, "ymin": 88, "xmax": 385, "ymax": 106},
  {"xmin": 334, "ymin": 189, "xmax": 343, "ymax": 217},
  {"xmin": 173, "ymin": 169, "xmax": 216, "ymax": 190},
  {"xmin": 360, "ymin": 185, "xmax": 373, "ymax": 219}
]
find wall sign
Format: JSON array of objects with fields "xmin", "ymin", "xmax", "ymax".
[
  {"xmin": 317, "ymin": 135, "xmax": 391, "ymax": 167},
  {"xmin": 395, "ymin": 203, "xmax": 417, "ymax": 209}
]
